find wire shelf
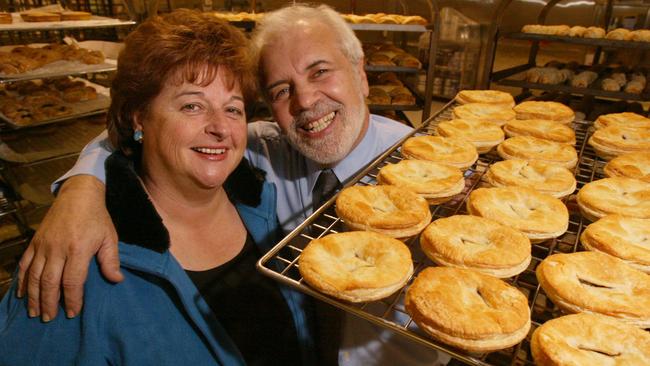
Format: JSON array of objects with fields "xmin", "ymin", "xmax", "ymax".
[{"xmin": 257, "ymin": 100, "xmax": 611, "ymax": 366}]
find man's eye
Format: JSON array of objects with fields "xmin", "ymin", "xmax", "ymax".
[
  {"xmin": 314, "ymin": 69, "xmax": 328, "ymax": 77},
  {"xmin": 273, "ymin": 87, "xmax": 290, "ymax": 101}
]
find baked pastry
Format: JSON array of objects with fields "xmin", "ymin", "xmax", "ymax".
[
  {"xmin": 401, "ymin": 15, "xmax": 427, "ymax": 25},
  {"xmin": 497, "ymin": 136, "xmax": 578, "ymax": 169},
  {"xmin": 531, "ymin": 313, "xmax": 650, "ymax": 366},
  {"xmin": 577, "ymin": 177, "xmax": 650, "ymax": 221},
  {"xmin": 588, "ymin": 126, "xmax": 650, "ymax": 160},
  {"xmin": 536, "ymin": 251, "xmax": 650, "ymax": 327},
  {"xmin": 581, "ymin": 214, "xmax": 650, "ymax": 273},
  {"xmin": 61, "ymin": 11, "xmax": 92, "ymax": 21},
  {"xmin": 568, "ymin": 25, "xmax": 587, "ymax": 37},
  {"xmin": 503, "ymin": 119, "xmax": 576, "ymax": 145},
  {"xmin": 571, "ymin": 70, "xmax": 598, "ymax": 87},
  {"xmin": 20, "ymin": 11, "xmax": 60, "ymax": 22},
  {"xmin": 377, "ymin": 160, "xmax": 464, "ymax": 204},
  {"xmin": 625, "ymin": 79, "xmax": 645, "ymax": 94},
  {"xmin": 405, "ymin": 267, "xmax": 530, "ymax": 352},
  {"xmin": 604, "ymin": 152, "xmax": 650, "ymax": 182},
  {"xmin": 298, "ymin": 231, "xmax": 413, "ymax": 303},
  {"xmin": 335, "ymin": 185, "xmax": 431, "ymax": 239},
  {"xmin": 629, "ymin": 29, "xmax": 650, "ymax": 42},
  {"xmin": 0, "ymin": 12, "xmax": 12, "ymax": 24},
  {"xmin": 467, "ymin": 187, "xmax": 569, "ymax": 242},
  {"xmin": 606, "ymin": 28, "xmax": 632, "ymax": 40},
  {"xmin": 484, "ymin": 159, "xmax": 576, "ymax": 199},
  {"xmin": 367, "ymin": 87, "xmax": 391, "ymax": 105},
  {"xmin": 435, "ymin": 118, "xmax": 504, "ymax": 154},
  {"xmin": 454, "ymin": 90, "xmax": 515, "ymax": 107},
  {"xmin": 452, "ymin": 103, "xmax": 515, "ymax": 126},
  {"xmin": 401, "ymin": 135, "xmax": 478, "ymax": 170},
  {"xmin": 62, "ymin": 85, "xmax": 97, "ymax": 103},
  {"xmin": 594, "ymin": 112, "xmax": 650, "ymax": 130},
  {"xmin": 513, "ymin": 101, "xmax": 575, "ymax": 124},
  {"xmin": 584, "ymin": 26, "xmax": 606, "ymax": 38},
  {"xmin": 521, "ymin": 24, "xmax": 570, "ymax": 36},
  {"xmin": 602, "ymin": 78, "xmax": 621, "ymax": 91},
  {"xmin": 392, "ymin": 53, "xmax": 421, "ymax": 68},
  {"xmin": 368, "ymin": 53, "xmax": 394, "ymax": 66},
  {"xmin": 420, "ymin": 215, "xmax": 531, "ymax": 278}
]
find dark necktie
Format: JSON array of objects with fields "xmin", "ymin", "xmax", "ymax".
[{"xmin": 312, "ymin": 169, "xmax": 341, "ymax": 210}]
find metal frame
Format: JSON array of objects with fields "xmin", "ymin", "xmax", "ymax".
[{"xmin": 258, "ymin": 99, "xmax": 609, "ymax": 366}]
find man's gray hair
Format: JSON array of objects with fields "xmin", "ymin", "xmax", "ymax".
[{"xmin": 252, "ymin": 3, "xmax": 364, "ymax": 82}]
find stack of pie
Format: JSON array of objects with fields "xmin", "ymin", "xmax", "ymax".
[
  {"xmin": 405, "ymin": 267, "xmax": 530, "ymax": 352},
  {"xmin": 497, "ymin": 136, "xmax": 578, "ymax": 169},
  {"xmin": 531, "ymin": 313, "xmax": 650, "ymax": 366},
  {"xmin": 299, "ymin": 231, "xmax": 413, "ymax": 302},
  {"xmin": 503, "ymin": 119, "xmax": 576, "ymax": 145},
  {"xmin": 588, "ymin": 125, "xmax": 650, "ymax": 160},
  {"xmin": 484, "ymin": 159, "xmax": 576, "ymax": 198},
  {"xmin": 401, "ymin": 135, "xmax": 478, "ymax": 170},
  {"xmin": 604, "ymin": 152, "xmax": 650, "ymax": 182},
  {"xmin": 536, "ymin": 251, "xmax": 650, "ymax": 328},
  {"xmin": 467, "ymin": 187, "xmax": 568, "ymax": 242},
  {"xmin": 452, "ymin": 103, "xmax": 515, "ymax": 126},
  {"xmin": 435, "ymin": 118, "xmax": 504, "ymax": 154},
  {"xmin": 454, "ymin": 90, "xmax": 515, "ymax": 107},
  {"xmin": 577, "ymin": 177, "xmax": 650, "ymax": 221},
  {"xmin": 420, "ymin": 215, "xmax": 531, "ymax": 278},
  {"xmin": 335, "ymin": 185, "xmax": 431, "ymax": 239},
  {"xmin": 513, "ymin": 101, "xmax": 575, "ymax": 124},
  {"xmin": 377, "ymin": 160, "xmax": 465, "ymax": 204},
  {"xmin": 581, "ymin": 214, "xmax": 650, "ymax": 273}
]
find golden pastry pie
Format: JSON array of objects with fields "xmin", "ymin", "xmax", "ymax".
[
  {"xmin": 299, "ymin": 231, "xmax": 413, "ymax": 303},
  {"xmin": 455, "ymin": 90, "xmax": 515, "ymax": 107},
  {"xmin": 435, "ymin": 119, "xmax": 505, "ymax": 154},
  {"xmin": 0, "ymin": 12, "xmax": 12, "ymax": 24},
  {"xmin": 594, "ymin": 112, "xmax": 650, "ymax": 130},
  {"xmin": 377, "ymin": 160, "xmax": 465, "ymax": 204},
  {"xmin": 588, "ymin": 126, "xmax": 650, "ymax": 160},
  {"xmin": 568, "ymin": 25, "xmax": 587, "ymax": 37},
  {"xmin": 60, "ymin": 11, "xmax": 92, "ymax": 21},
  {"xmin": 584, "ymin": 26, "xmax": 606, "ymax": 38},
  {"xmin": 503, "ymin": 119, "xmax": 576, "ymax": 145},
  {"xmin": 581, "ymin": 215, "xmax": 650, "ymax": 273},
  {"xmin": 405, "ymin": 267, "xmax": 530, "ymax": 352},
  {"xmin": 521, "ymin": 24, "xmax": 570, "ymax": 36},
  {"xmin": 20, "ymin": 11, "xmax": 60, "ymax": 22},
  {"xmin": 401, "ymin": 135, "xmax": 478, "ymax": 170},
  {"xmin": 420, "ymin": 215, "xmax": 531, "ymax": 278},
  {"xmin": 536, "ymin": 251, "xmax": 650, "ymax": 327},
  {"xmin": 577, "ymin": 177, "xmax": 650, "ymax": 222},
  {"xmin": 452, "ymin": 103, "xmax": 515, "ymax": 126},
  {"xmin": 606, "ymin": 28, "xmax": 632, "ymax": 40},
  {"xmin": 497, "ymin": 136, "xmax": 578, "ymax": 169},
  {"xmin": 484, "ymin": 160, "xmax": 576, "ymax": 198},
  {"xmin": 335, "ymin": 185, "xmax": 431, "ymax": 239},
  {"xmin": 467, "ymin": 187, "xmax": 568, "ymax": 242},
  {"xmin": 630, "ymin": 29, "xmax": 650, "ymax": 42},
  {"xmin": 513, "ymin": 101, "xmax": 575, "ymax": 124},
  {"xmin": 604, "ymin": 152, "xmax": 650, "ymax": 182},
  {"xmin": 531, "ymin": 313, "xmax": 650, "ymax": 366}
]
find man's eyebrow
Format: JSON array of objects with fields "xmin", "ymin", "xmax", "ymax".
[{"xmin": 265, "ymin": 59, "xmax": 332, "ymax": 91}]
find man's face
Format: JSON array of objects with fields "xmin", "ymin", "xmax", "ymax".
[{"xmin": 261, "ymin": 20, "xmax": 369, "ymax": 166}]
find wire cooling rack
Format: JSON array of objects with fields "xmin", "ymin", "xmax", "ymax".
[{"xmin": 257, "ymin": 99, "xmax": 609, "ymax": 365}]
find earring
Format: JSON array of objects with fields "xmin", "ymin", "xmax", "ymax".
[{"xmin": 133, "ymin": 130, "xmax": 143, "ymax": 143}]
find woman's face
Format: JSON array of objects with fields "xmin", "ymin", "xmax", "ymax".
[{"xmin": 136, "ymin": 68, "xmax": 247, "ymax": 192}]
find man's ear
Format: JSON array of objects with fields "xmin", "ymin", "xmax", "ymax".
[{"xmin": 357, "ymin": 57, "xmax": 369, "ymax": 98}]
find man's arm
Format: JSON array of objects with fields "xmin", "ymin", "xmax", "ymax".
[{"xmin": 17, "ymin": 132, "xmax": 120, "ymax": 321}]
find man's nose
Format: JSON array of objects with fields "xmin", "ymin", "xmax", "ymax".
[{"xmin": 290, "ymin": 82, "xmax": 318, "ymax": 114}]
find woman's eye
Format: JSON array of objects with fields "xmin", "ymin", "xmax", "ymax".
[
  {"xmin": 227, "ymin": 107, "xmax": 244, "ymax": 116},
  {"xmin": 182, "ymin": 103, "xmax": 200, "ymax": 112}
]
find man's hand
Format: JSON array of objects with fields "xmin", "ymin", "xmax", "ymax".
[{"xmin": 16, "ymin": 175, "xmax": 122, "ymax": 321}]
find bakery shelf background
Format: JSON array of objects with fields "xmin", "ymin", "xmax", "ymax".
[
  {"xmin": 257, "ymin": 99, "xmax": 615, "ymax": 366},
  {"xmin": 481, "ymin": 0, "xmax": 650, "ymax": 104}
]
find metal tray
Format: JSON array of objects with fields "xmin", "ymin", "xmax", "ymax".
[
  {"xmin": 349, "ymin": 23, "xmax": 427, "ymax": 33},
  {"xmin": 0, "ymin": 14, "xmax": 135, "ymax": 32},
  {"xmin": 365, "ymin": 65, "xmax": 421, "ymax": 73},
  {"xmin": 0, "ymin": 59, "xmax": 116, "ymax": 84},
  {"xmin": 505, "ymin": 32, "xmax": 650, "ymax": 51},
  {"xmin": 258, "ymin": 100, "xmax": 615, "ymax": 366}
]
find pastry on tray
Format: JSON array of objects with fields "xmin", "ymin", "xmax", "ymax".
[
  {"xmin": 513, "ymin": 101, "xmax": 575, "ymax": 124},
  {"xmin": 577, "ymin": 177, "xmax": 650, "ymax": 221},
  {"xmin": 603, "ymin": 152, "xmax": 650, "ymax": 182},
  {"xmin": 452, "ymin": 103, "xmax": 515, "ymax": 126},
  {"xmin": 454, "ymin": 90, "xmax": 514, "ymax": 107},
  {"xmin": 435, "ymin": 118, "xmax": 504, "ymax": 154},
  {"xmin": 497, "ymin": 136, "xmax": 578, "ymax": 169},
  {"xmin": 588, "ymin": 125, "xmax": 650, "ymax": 160},
  {"xmin": 401, "ymin": 135, "xmax": 478, "ymax": 170},
  {"xmin": 484, "ymin": 159, "xmax": 576, "ymax": 199},
  {"xmin": 503, "ymin": 119, "xmax": 576, "ymax": 145}
]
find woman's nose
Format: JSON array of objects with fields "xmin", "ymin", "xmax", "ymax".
[{"xmin": 205, "ymin": 112, "xmax": 231, "ymax": 139}]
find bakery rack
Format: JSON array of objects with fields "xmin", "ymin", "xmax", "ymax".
[
  {"xmin": 480, "ymin": 0, "xmax": 650, "ymax": 105},
  {"xmin": 257, "ymin": 99, "xmax": 614, "ymax": 366}
]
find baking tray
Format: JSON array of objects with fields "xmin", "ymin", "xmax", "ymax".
[
  {"xmin": 505, "ymin": 32, "xmax": 650, "ymax": 51},
  {"xmin": 0, "ymin": 78, "xmax": 110, "ymax": 129},
  {"xmin": 257, "ymin": 99, "xmax": 622, "ymax": 365},
  {"xmin": 0, "ymin": 59, "xmax": 116, "ymax": 84},
  {"xmin": 0, "ymin": 13, "xmax": 135, "ymax": 31},
  {"xmin": 349, "ymin": 23, "xmax": 427, "ymax": 33},
  {"xmin": 365, "ymin": 65, "xmax": 421, "ymax": 73}
]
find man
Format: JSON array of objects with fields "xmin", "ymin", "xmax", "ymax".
[{"xmin": 16, "ymin": 4, "xmax": 449, "ymax": 365}]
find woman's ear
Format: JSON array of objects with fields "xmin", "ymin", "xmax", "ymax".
[{"xmin": 133, "ymin": 111, "xmax": 145, "ymax": 132}]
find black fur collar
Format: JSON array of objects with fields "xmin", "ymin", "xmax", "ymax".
[{"xmin": 105, "ymin": 152, "xmax": 265, "ymax": 253}]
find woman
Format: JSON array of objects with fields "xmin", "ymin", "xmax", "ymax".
[{"xmin": 0, "ymin": 9, "xmax": 314, "ymax": 365}]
